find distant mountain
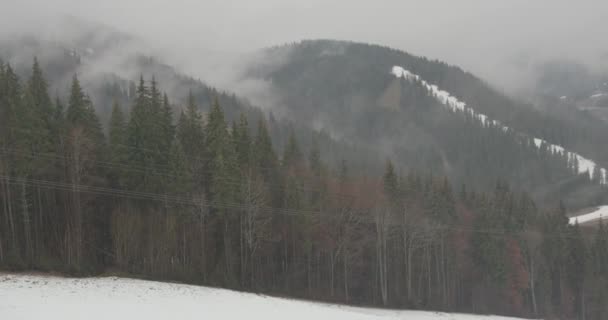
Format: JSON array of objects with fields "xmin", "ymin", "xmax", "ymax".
[{"xmin": 247, "ymin": 40, "xmax": 608, "ymax": 207}]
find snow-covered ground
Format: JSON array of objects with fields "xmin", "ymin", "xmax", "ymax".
[
  {"xmin": 0, "ymin": 273, "xmax": 530, "ymax": 320},
  {"xmin": 391, "ymin": 66, "xmax": 607, "ymax": 184},
  {"xmin": 569, "ymin": 206, "xmax": 608, "ymax": 225}
]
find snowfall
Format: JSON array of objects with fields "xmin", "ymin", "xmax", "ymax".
[
  {"xmin": 391, "ymin": 66, "xmax": 608, "ymax": 184},
  {"xmin": 0, "ymin": 273, "xmax": 532, "ymax": 320}
]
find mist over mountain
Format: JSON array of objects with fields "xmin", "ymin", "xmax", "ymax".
[
  {"xmin": 3, "ymin": 20, "xmax": 608, "ymax": 207},
  {"xmin": 2, "ymin": 11, "xmax": 608, "ymax": 320}
]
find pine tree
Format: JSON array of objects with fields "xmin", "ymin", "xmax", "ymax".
[
  {"xmin": 126, "ymin": 76, "xmax": 155, "ymax": 191},
  {"xmin": 108, "ymin": 101, "xmax": 127, "ymax": 187},
  {"xmin": 160, "ymin": 93, "xmax": 174, "ymax": 151},
  {"xmin": 177, "ymin": 92, "xmax": 204, "ymax": 152},
  {"xmin": 254, "ymin": 117, "xmax": 278, "ymax": 179},
  {"xmin": 235, "ymin": 114, "xmax": 252, "ymax": 168},
  {"xmin": 566, "ymin": 222, "xmax": 587, "ymax": 318},
  {"xmin": 205, "ymin": 97, "xmax": 240, "ymax": 285},
  {"xmin": 64, "ymin": 74, "xmax": 106, "ymax": 271},
  {"xmin": 383, "ymin": 159, "xmax": 399, "ymax": 203},
  {"xmin": 283, "ymin": 129, "xmax": 302, "ymax": 169},
  {"xmin": 27, "ymin": 58, "xmax": 52, "ymax": 117},
  {"xmin": 309, "ymin": 136, "xmax": 322, "ymax": 178},
  {"xmin": 67, "ymin": 76, "xmax": 88, "ymax": 125},
  {"xmin": 167, "ymin": 138, "xmax": 192, "ymax": 194},
  {"xmin": 592, "ymin": 220, "xmax": 608, "ymax": 276},
  {"xmin": 175, "ymin": 91, "xmax": 205, "ymax": 193},
  {"xmin": 205, "ymin": 97, "xmax": 238, "ymax": 207}
]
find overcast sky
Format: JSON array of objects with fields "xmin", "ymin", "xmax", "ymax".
[{"xmin": 3, "ymin": 0, "xmax": 608, "ymax": 91}]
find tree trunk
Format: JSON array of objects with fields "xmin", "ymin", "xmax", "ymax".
[
  {"xmin": 36, "ymin": 186, "xmax": 44, "ymax": 264},
  {"xmin": 376, "ymin": 211, "xmax": 389, "ymax": 306},
  {"xmin": 21, "ymin": 181, "xmax": 33, "ymax": 264},
  {"xmin": 330, "ymin": 252, "xmax": 335, "ymax": 297},
  {"xmin": 199, "ymin": 208, "xmax": 207, "ymax": 282},
  {"xmin": 343, "ymin": 250, "xmax": 349, "ymax": 302},
  {"xmin": 5, "ymin": 179, "xmax": 16, "ymax": 253},
  {"xmin": 530, "ymin": 257, "xmax": 537, "ymax": 316},
  {"xmin": 224, "ymin": 217, "xmax": 233, "ymax": 286}
]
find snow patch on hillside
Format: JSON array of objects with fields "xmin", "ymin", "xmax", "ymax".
[
  {"xmin": 0, "ymin": 273, "xmax": 531, "ymax": 320},
  {"xmin": 570, "ymin": 206, "xmax": 608, "ymax": 225},
  {"xmin": 391, "ymin": 66, "xmax": 607, "ymax": 184}
]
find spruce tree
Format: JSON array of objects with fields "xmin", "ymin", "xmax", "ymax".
[
  {"xmin": 308, "ymin": 136, "xmax": 322, "ymax": 178},
  {"xmin": 108, "ymin": 101, "xmax": 127, "ymax": 187},
  {"xmin": 383, "ymin": 159, "xmax": 399, "ymax": 203},
  {"xmin": 236, "ymin": 114, "xmax": 252, "ymax": 168},
  {"xmin": 254, "ymin": 117, "xmax": 278, "ymax": 178},
  {"xmin": 126, "ymin": 76, "xmax": 155, "ymax": 191},
  {"xmin": 27, "ymin": 58, "xmax": 52, "ymax": 117},
  {"xmin": 67, "ymin": 76, "xmax": 88, "ymax": 125},
  {"xmin": 283, "ymin": 129, "xmax": 302, "ymax": 169},
  {"xmin": 205, "ymin": 97, "xmax": 238, "ymax": 208},
  {"xmin": 176, "ymin": 91, "xmax": 205, "ymax": 190}
]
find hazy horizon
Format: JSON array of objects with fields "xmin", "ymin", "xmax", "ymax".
[{"xmin": 3, "ymin": 0, "xmax": 608, "ymax": 94}]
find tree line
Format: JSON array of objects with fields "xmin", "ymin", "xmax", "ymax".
[{"xmin": 0, "ymin": 60, "xmax": 607, "ymax": 319}]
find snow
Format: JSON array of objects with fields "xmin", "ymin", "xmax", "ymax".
[
  {"xmin": 391, "ymin": 66, "xmax": 507, "ymax": 130},
  {"xmin": 569, "ymin": 206, "xmax": 608, "ymax": 225},
  {"xmin": 0, "ymin": 273, "xmax": 531, "ymax": 320},
  {"xmin": 532, "ymin": 138, "xmax": 606, "ymax": 181},
  {"xmin": 391, "ymin": 66, "xmax": 607, "ymax": 184}
]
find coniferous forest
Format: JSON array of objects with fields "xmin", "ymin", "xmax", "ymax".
[{"xmin": 2, "ymin": 59, "xmax": 608, "ymax": 320}]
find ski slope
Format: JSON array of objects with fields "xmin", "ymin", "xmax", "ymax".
[
  {"xmin": 0, "ymin": 273, "xmax": 531, "ymax": 320},
  {"xmin": 569, "ymin": 206, "xmax": 608, "ymax": 225},
  {"xmin": 391, "ymin": 66, "xmax": 607, "ymax": 184}
]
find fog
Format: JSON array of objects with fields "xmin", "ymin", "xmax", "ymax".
[{"xmin": 2, "ymin": 0, "xmax": 608, "ymax": 95}]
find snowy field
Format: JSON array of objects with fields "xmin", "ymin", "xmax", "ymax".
[{"xmin": 0, "ymin": 273, "xmax": 530, "ymax": 320}]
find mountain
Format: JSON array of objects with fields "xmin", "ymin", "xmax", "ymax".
[{"xmin": 246, "ymin": 40, "xmax": 608, "ymax": 207}]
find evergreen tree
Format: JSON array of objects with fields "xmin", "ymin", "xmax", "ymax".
[
  {"xmin": 309, "ymin": 136, "xmax": 322, "ymax": 178},
  {"xmin": 27, "ymin": 58, "xmax": 52, "ymax": 117},
  {"xmin": 177, "ymin": 91, "xmax": 205, "ymax": 186},
  {"xmin": 383, "ymin": 159, "xmax": 399, "ymax": 203},
  {"xmin": 236, "ymin": 115, "xmax": 252, "ymax": 167},
  {"xmin": 67, "ymin": 76, "xmax": 88, "ymax": 125},
  {"xmin": 283, "ymin": 129, "xmax": 302, "ymax": 168},
  {"xmin": 126, "ymin": 76, "xmax": 157, "ymax": 191},
  {"xmin": 592, "ymin": 220, "xmax": 608, "ymax": 276},
  {"xmin": 254, "ymin": 117, "xmax": 279, "ymax": 179},
  {"xmin": 108, "ymin": 101, "xmax": 127, "ymax": 187},
  {"xmin": 566, "ymin": 222, "xmax": 587, "ymax": 318},
  {"xmin": 167, "ymin": 138, "xmax": 192, "ymax": 194},
  {"xmin": 205, "ymin": 97, "xmax": 238, "ymax": 207}
]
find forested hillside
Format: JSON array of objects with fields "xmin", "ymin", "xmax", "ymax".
[
  {"xmin": 250, "ymin": 40, "xmax": 608, "ymax": 207},
  {"xmin": 1, "ymin": 59, "xmax": 608, "ymax": 319}
]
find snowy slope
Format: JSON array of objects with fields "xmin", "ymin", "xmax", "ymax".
[
  {"xmin": 0, "ymin": 273, "xmax": 531, "ymax": 320},
  {"xmin": 569, "ymin": 206, "xmax": 608, "ymax": 225},
  {"xmin": 391, "ymin": 66, "xmax": 607, "ymax": 184}
]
